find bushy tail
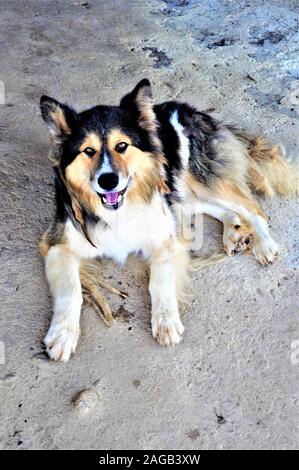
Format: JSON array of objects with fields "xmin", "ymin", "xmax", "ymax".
[
  {"xmin": 249, "ymin": 136, "xmax": 299, "ymax": 197},
  {"xmin": 235, "ymin": 131, "xmax": 299, "ymax": 197}
]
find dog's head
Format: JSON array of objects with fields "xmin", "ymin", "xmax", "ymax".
[{"xmin": 40, "ymin": 79, "xmax": 167, "ymax": 219}]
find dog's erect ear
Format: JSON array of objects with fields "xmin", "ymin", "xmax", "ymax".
[
  {"xmin": 40, "ymin": 96, "xmax": 77, "ymax": 139},
  {"xmin": 120, "ymin": 79, "xmax": 156, "ymax": 131}
]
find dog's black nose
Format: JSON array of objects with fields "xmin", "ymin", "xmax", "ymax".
[{"xmin": 98, "ymin": 172, "xmax": 119, "ymax": 191}]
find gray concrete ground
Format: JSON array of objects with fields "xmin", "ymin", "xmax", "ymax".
[{"xmin": 0, "ymin": 0, "xmax": 298, "ymax": 450}]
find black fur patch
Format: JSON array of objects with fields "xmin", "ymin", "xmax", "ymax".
[
  {"xmin": 154, "ymin": 101, "xmax": 221, "ymax": 197},
  {"xmin": 178, "ymin": 104, "xmax": 220, "ymax": 185},
  {"xmin": 154, "ymin": 102, "xmax": 181, "ymax": 197}
]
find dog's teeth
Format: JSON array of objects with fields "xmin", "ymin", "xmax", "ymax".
[{"xmin": 117, "ymin": 195, "xmax": 122, "ymax": 202}]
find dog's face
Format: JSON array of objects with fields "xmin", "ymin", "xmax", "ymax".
[{"xmin": 40, "ymin": 79, "xmax": 165, "ymax": 214}]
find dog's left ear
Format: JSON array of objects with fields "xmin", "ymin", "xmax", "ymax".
[{"xmin": 120, "ymin": 79, "xmax": 157, "ymax": 133}]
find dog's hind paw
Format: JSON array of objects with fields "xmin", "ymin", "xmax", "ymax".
[
  {"xmin": 152, "ymin": 315, "xmax": 184, "ymax": 347},
  {"xmin": 252, "ymin": 237, "xmax": 279, "ymax": 265},
  {"xmin": 223, "ymin": 213, "xmax": 253, "ymax": 256},
  {"xmin": 223, "ymin": 234, "xmax": 252, "ymax": 256},
  {"xmin": 44, "ymin": 324, "xmax": 79, "ymax": 362}
]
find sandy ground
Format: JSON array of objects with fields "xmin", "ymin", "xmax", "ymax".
[{"xmin": 0, "ymin": 0, "xmax": 298, "ymax": 450}]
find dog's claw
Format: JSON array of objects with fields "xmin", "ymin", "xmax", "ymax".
[{"xmin": 252, "ymin": 238, "xmax": 279, "ymax": 265}]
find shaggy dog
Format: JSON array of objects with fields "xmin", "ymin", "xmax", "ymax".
[{"xmin": 39, "ymin": 79, "xmax": 298, "ymax": 361}]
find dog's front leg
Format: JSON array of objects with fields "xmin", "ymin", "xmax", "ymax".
[
  {"xmin": 149, "ymin": 240, "xmax": 186, "ymax": 346},
  {"xmin": 43, "ymin": 245, "xmax": 82, "ymax": 362}
]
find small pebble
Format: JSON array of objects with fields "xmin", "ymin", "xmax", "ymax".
[{"xmin": 72, "ymin": 389, "xmax": 98, "ymax": 415}]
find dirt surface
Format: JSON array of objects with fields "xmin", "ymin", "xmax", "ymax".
[{"xmin": 0, "ymin": 0, "xmax": 298, "ymax": 450}]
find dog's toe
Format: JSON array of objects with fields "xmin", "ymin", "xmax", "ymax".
[{"xmin": 152, "ymin": 315, "xmax": 184, "ymax": 347}]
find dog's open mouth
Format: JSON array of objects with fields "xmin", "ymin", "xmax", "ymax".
[{"xmin": 97, "ymin": 185, "xmax": 128, "ymax": 210}]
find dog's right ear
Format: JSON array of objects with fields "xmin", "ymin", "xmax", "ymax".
[{"xmin": 40, "ymin": 96, "xmax": 77, "ymax": 140}]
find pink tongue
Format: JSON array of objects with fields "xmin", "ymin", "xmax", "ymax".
[{"xmin": 105, "ymin": 192, "xmax": 119, "ymax": 204}]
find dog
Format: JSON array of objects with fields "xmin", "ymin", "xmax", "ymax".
[{"xmin": 39, "ymin": 79, "xmax": 298, "ymax": 362}]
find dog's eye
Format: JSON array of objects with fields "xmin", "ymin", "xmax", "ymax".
[
  {"xmin": 115, "ymin": 142, "xmax": 128, "ymax": 153},
  {"xmin": 83, "ymin": 147, "xmax": 96, "ymax": 157}
]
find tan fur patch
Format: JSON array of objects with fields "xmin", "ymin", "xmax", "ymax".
[
  {"xmin": 39, "ymin": 222, "xmax": 66, "ymax": 256},
  {"xmin": 107, "ymin": 128, "xmax": 168, "ymax": 203},
  {"xmin": 65, "ymin": 132, "xmax": 102, "ymax": 216},
  {"xmin": 128, "ymin": 152, "xmax": 165, "ymax": 204},
  {"xmin": 248, "ymin": 163, "xmax": 275, "ymax": 197},
  {"xmin": 107, "ymin": 129, "xmax": 132, "ymax": 149},
  {"xmin": 67, "ymin": 132, "xmax": 102, "ymax": 188},
  {"xmin": 185, "ymin": 172, "xmax": 266, "ymax": 218},
  {"xmin": 248, "ymin": 136, "xmax": 299, "ymax": 196},
  {"xmin": 213, "ymin": 179, "xmax": 266, "ymax": 218},
  {"xmin": 135, "ymin": 88, "xmax": 157, "ymax": 132},
  {"xmin": 106, "ymin": 129, "xmax": 132, "ymax": 175},
  {"xmin": 39, "ymin": 232, "xmax": 50, "ymax": 256},
  {"xmin": 79, "ymin": 132, "xmax": 102, "ymax": 155},
  {"xmin": 50, "ymin": 108, "xmax": 71, "ymax": 135},
  {"xmin": 185, "ymin": 172, "xmax": 204, "ymax": 199},
  {"xmin": 135, "ymin": 85, "xmax": 163, "ymax": 154},
  {"xmin": 65, "ymin": 158, "xmax": 99, "ymax": 215}
]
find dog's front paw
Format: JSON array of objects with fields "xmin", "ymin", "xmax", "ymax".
[
  {"xmin": 44, "ymin": 324, "xmax": 79, "ymax": 362},
  {"xmin": 253, "ymin": 237, "xmax": 279, "ymax": 265},
  {"xmin": 152, "ymin": 315, "xmax": 184, "ymax": 347}
]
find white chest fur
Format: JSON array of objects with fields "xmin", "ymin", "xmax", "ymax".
[{"xmin": 65, "ymin": 193, "xmax": 176, "ymax": 263}]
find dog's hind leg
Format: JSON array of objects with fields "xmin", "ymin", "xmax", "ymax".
[
  {"xmin": 43, "ymin": 245, "xmax": 82, "ymax": 362},
  {"xmin": 189, "ymin": 179, "xmax": 279, "ymax": 265},
  {"xmin": 149, "ymin": 239, "xmax": 188, "ymax": 346},
  {"xmin": 191, "ymin": 201, "xmax": 253, "ymax": 256},
  {"xmin": 215, "ymin": 181, "xmax": 279, "ymax": 264}
]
